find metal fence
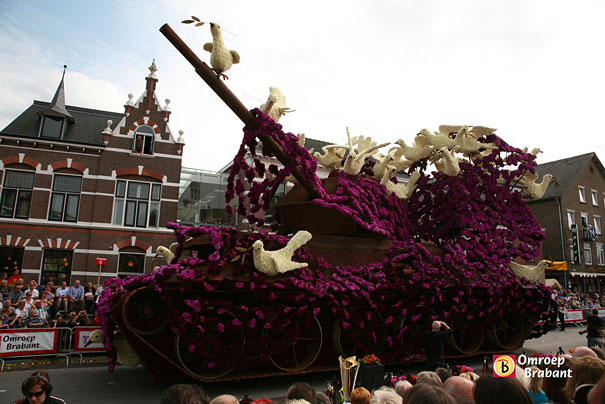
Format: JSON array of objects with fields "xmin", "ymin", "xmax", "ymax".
[{"xmin": 0, "ymin": 326, "xmax": 104, "ymax": 371}]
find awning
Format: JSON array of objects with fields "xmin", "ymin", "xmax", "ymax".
[
  {"xmin": 570, "ymin": 272, "xmax": 605, "ymax": 278},
  {"xmin": 545, "ymin": 260, "xmax": 568, "ymax": 271}
]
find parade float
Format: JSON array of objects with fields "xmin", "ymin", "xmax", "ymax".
[{"xmin": 96, "ymin": 23, "xmax": 557, "ymax": 382}]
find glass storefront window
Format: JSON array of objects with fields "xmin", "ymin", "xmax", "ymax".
[
  {"xmin": 41, "ymin": 249, "xmax": 73, "ymax": 285},
  {"xmin": 118, "ymin": 253, "xmax": 145, "ymax": 277}
]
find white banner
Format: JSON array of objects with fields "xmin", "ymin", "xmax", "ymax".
[
  {"xmin": 73, "ymin": 327, "xmax": 104, "ymax": 352},
  {"xmin": 563, "ymin": 310, "xmax": 584, "ymax": 323},
  {"xmin": 0, "ymin": 329, "xmax": 58, "ymax": 357}
]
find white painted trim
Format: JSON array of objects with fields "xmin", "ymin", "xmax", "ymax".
[
  {"xmin": 22, "ymin": 269, "xmax": 40, "ymax": 274},
  {"xmin": 81, "ymin": 191, "xmax": 114, "ymax": 197},
  {"xmin": 0, "ymin": 217, "xmax": 173, "ymax": 233},
  {"xmin": 72, "ymin": 271, "xmax": 119, "ymax": 277},
  {"xmin": 73, "ymin": 249, "xmax": 119, "ymax": 255},
  {"xmin": 103, "ymin": 147, "xmax": 182, "ymax": 159},
  {"xmin": 24, "ymin": 246, "xmax": 42, "ymax": 251}
]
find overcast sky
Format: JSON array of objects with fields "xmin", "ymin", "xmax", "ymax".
[{"xmin": 1, "ymin": 0, "xmax": 604, "ymax": 171}]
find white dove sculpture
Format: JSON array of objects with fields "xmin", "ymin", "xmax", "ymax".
[
  {"xmin": 453, "ymin": 126, "xmax": 496, "ymax": 155},
  {"xmin": 433, "ymin": 147, "xmax": 461, "ymax": 177},
  {"xmin": 372, "ymin": 154, "xmax": 396, "ymax": 180},
  {"xmin": 314, "ymin": 145, "xmax": 348, "ymax": 169},
  {"xmin": 156, "ymin": 246, "xmax": 175, "ymax": 263},
  {"xmin": 259, "ymin": 87, "xmax": 292, "ymax": 122},
  {"xmin": 388, "ymin": 139, "xmax": 433, "ymax": 162},
  {"xmin": 518, "ymin": 172, "xmax": 554, "ymax": 200},
  {"xmin": 203, "ymin": 23, "xmax": 240, "ymax": 79},
  {"xmin": 252, "ymin": 230, "xmax": 312, "ymax": 277},
  {"xmin": 380, "ymin": 167, "xmax": 421, "ymax": 199},
  {"xmin": 508, "ymin": 260, "xmax": 549, "ymax": 282},
  {"xmin": 86, "ymin": 329, "xmax": 141, "ymax": 367},
  {"xmin": 415, "ymin": 128, "xmax": 456, "ymax": 150}
]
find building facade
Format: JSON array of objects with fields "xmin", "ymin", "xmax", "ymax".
[
  {"xmin": 528, "ymin": 153, "xmax": 605, "ymax": 291},
  {"xmin": 0, "ymin": 62, "xmax": 183, "ymax": 286}
]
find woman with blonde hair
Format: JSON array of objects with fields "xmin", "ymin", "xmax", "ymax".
[
  {"xmin": 526, "ymin": 366, "xmax": 548, "ymax": 404},
  {"xmin": 370, "ymin": 389, "xmax": 402, "ymax": 404}
]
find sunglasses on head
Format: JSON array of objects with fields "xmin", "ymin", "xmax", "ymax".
[{"xmin": 26, "ymin": 390, "xmax": 44, "ymax": 398}]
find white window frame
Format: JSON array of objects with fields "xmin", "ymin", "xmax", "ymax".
[
  {"xmin": 581, "ymin": 212, "xmax": 589, "ymax": 227},
  {"xmin": 567, "ymin": 210, "xmax": 576, "ymax": 230},
  {"xmin": 591, "ymin": 189, "xmax": 599, "ymax": 206},
  {"xmin": 579, "ymin": 186, "xmax": 586, "ymax": 203},
  {"xmin": 583, "ymin": 242, "xmax": 592, "ymax": 265},
  {"xmin": 117, "ymin": 252, "xmax": 146, "ymax": 276},
  {"xmin": 48, "ymin": 173, "xmax": 82, "ymax": 222},
  {"xmin": 112, "ymin": 180, "xmax": 161, "ymax": 228},
  {"xmin": 597, "ymin": 243, "xmax": 605, "ymax": 266},
  {"xmin": 595, "ymin": 215, "xmax": 602, "ymax": 235}
]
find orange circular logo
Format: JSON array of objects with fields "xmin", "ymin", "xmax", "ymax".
[{"xmin": 493, "ymin": 355, "xmax": 516, "ymax": 377}]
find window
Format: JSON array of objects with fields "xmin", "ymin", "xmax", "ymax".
[
  {"xmin": 567, "ymin": 210, "xmax": 576, "ymax": 230},
  {"xmin": 0, "ymin": 170, "xmax": 34, "ymax": 219},
  {"xmin": 581, "ymin": 212, "xmax": 589, "ymax": 227},
  {"xmin": 0, "ymin": 247, "xmax": 24, "ymax": 277},
  {"xmin": 595, "ymin": 216, "xmax": 602, "ymax": 235},
  {"xmin": 48, "ymin": 174, "xmax": 82, "ymax": 222},
  {"xmin": 583, "ymin": 243, "xmax": 592, "ymax": 265},
  {"xmin": 40, "ymin": 115, "xmax": 64, "ymax": 139},
  {"xmin": 41, "ymin": 249, "xmax": 72, "ymax": 285},
  {"xmin": 578, "ymin": 186, "xmax": 586, "ymax": 203},
  {"xmin": 592, "ymin": 189, "xmax": 599, "ymax": 206},
  {"xmin": 113, "ymin": 180, "xmax": 161, "ymax": 228},
  {"xmin": 133, "ymin": 126, "xmax": 154, "ymax": 155},
  {"xmin": 597, "ymin": 244, "xmax": 605, "ymax": 266},
  {"xmin": 118, "ymin": 252, "xmax": 145, "ymax": 276}
]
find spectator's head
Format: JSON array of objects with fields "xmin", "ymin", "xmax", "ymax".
[
  {"xmin": 86, "ymin": 282, "xmax": 93, "ymax": 289},
  {"xmin": 566, "ymin": 356, "xmax": 605, "ymax": 401},
  {"xmin": 55, "ymin": 313, "xmax": 63, "ymax": 322},
  {"xmin": 21, "ymin": 372, "xmax": 53, "ymax": 404},
  {"xmin": 17, "ymin": 278, "xmax": 24, "ymax": 286},
  {"xmin": 159, "ymin": 384, "xmax": 210, "ymax": 404},
  {"xmin": 209, "ymin": 395, "xmax": 239, "ymax": 404},
  {"xmin": 416, "ymin": 371, "xmax": 443, "ymax": 387},
  {"xmin": 589, "ymin": 346, "xmax": 605, "ymax": 360},
  {"xmin": 286, "ymin": 383, "xmax": 317, "ymax": 404},
  {"xmin": 61, "ymin": 282, "xmax": 67, "ymax": 288},
  {"xmin": 394, "ymin": 380, "xmax": 413, "ymax": 398},
  {"xmin": 588, "ymin": 374, "xmax": 605, "ymax": 404},
  {"xmin": 1, "ymin": 279, "xmax": 7, "ymax": 286},
  {"xmin": 432, "ymin": 321, "xmax": 441, "ymax": 331},
  {"xmin": 34, "ymin": 300, "xmax": 42, "ymax": 307},
  {"xmin": 592, "ymin": 309, "xmax": 599, "ymax": 316},
  {"xmin": 370, "ymin": 389, "xmax": 402, "ymax": 404},
  {"xmin": 527, "ymin": 366, "xmax": 544, "ymax": 393},
  {"xmin": 315, "ymin": 392, "xmax": 330, "ymax": 404},
  {"xmin": 15, "ymin": 284, "xmax": 23, "ymax": 291},
  {"xmin": 403, "ymin": 383, "xmax": 456, "ymax": 404},
  {"xmin": 69, "ymin": 312, "xmax": 78, "ymax": 321},
  {"xmin": 543, "ymin": 361, "xmax": 571, "ymax": 404},
  {"xmin": 28, "ymin": 308, "xmax": 36, "ymax": 317},
  {"xmin": 515, "ymin": 365, "xmax": 530, "ymax": 389},
  {"xmin": 74, "ymin": 280, "xmax": 80, "ymax": 287},
  {"xmin": 350, "ymin": 387, "xmax": 371, "ymax": 404},
  {"xmin": 17, "ymin": 300, "xmax": 25, "ymax": 309},
  {"xmin": 443, "ymin": 375, "xmax": 475, "ymax": 404},
  {"xmin": 473, "ymin": 375, "xmax": 532, "ymax": 404},
  {"xmin": 573, "ymin": 347, "xmax": 599, "ymax": 359},
  {"xmin": 458, "ymin": 372, "xmax": 479, "ymax": 382},
  {"xmin": 435, "ymin": 367, "xmax": 452, "ymax": 384}
]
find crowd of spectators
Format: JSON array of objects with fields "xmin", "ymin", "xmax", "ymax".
[
  {"xmin": 555, "ymin": 289, "xmax": 605, "ymax": 311},
  {"xmin": 0, "ymin": 271, "xmax": 103, "ymax": 330}
]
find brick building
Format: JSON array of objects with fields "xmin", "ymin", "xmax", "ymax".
[
  {"xmin": 0, "ymin": 62, "xmax": 183, "ymax": 286},
  {"xmin": 528, "ymin": 152, "xmax": 605, "ymax": 291}
]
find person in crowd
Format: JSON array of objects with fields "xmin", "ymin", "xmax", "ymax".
[
  {"xmin": 542, "ymin": 361, "xmax": 571, "ymax": 404},
  {"xmin": 9, "ymin": 284, "xmax": 24, "ymax": 307},
  {"xmin": 33, "ymin": 300, "xmax": 50, "ymax": 324},
  {"xmin": 526, "ymin": 366, "xmax": 548, "ymax": 404},
  {"xmin": 7, "ymin": 269, "xmax": 22, "ymax": 288},
  {"xmin": 0, "ymin": 293, "xmax": 3, "ymax": 311},
  {"xmin": 23, "ymin": 308, "xmax": 46, "ymax": 328},
  {"xmin": 572, "ymin": 346, "xmax": 599, "ymax": 359},
  {"xmin": 435, "ymin": 367, "xmax": 452, "ymax": 384},
  {"xmin": 473, "ymin": 374, "xmax": 532, "ymax": 404},
  {"xmin": 458, "ymin": 372, "xmax": 479, "ymax": 382},
  {"xmin": 315, "ymin": 393, "xmax": 330, "ymax": 404},
  {"xmin": 394, "ymin": 380, "xmax": 413, "ymax": 398},
  {"xmin": 350, "ymin": 387, "xmax": 371, "ymax": 404},
  {"xmin": 6, "ymin": 311, "xmax": 23, "ymax": 328},
  {"xmin": 25, "ymin": 280, "xmax": 39, "ymax": 299},
  {"xmin": 159, "ymin": 384, "xmax": 210, "ymax": 404},
  {"xmin": 557, "ymin": 298, "xmax": 566, "ymax": 331},
  {"xmin": 41, "ymin": 285, "xmax": 54, "ymax": 306},
  {"xmin": 565, "ymin": 356, "xmax": 605, "ymax": 402},
  {"xmin": 14, "ymin": 300, "xmax": 29, "ymax": 318},
  {"xmin": 442, "ymin": 375, "xmax": 475, "ymax": 404},
  {"xmin": 54, "ymin": 282, "xmax": 70, "ymax": 313},
  {"xmin": 580, "ymin": 309, "xmax": 605, "ymax": 349},
  {"xmin": 23, "ymin": 291, "xmax": 34, "ymax": 311},
  {"xmin": 0, "ymin": 308, "xmax": 11, "ymax": 329},
  {"xmin": 15, "ymin": 370, "xmax": 66, "ymax": 404},
  {"xmin": 402, "ymin": 383, "xmax": 456, "ymax": 404},
  {"xmin": 415, "ymin": 371, "xmax": 443, "ymax": 387},
  {"xmin": 83, "ymin": 282, "xmax": 96, "ymax": 314},
  {"xmin": 587, "ymin": 374, "xmax": 605, "ymax": 404},
  {"xmin": 209, "ymin": 395, "xmax": 239, "ymax": 404},
  {"xmin": 67, "ymin": 280, "xmax": 85, "ymax": 313},
  {"xmin": 589, "ymin": 346, "xmax": 605, "ymax": 360},
  {"xmin": 422, "ymin": 320, "xmax": 452, "ymax": 370},
  {"xmin": 66, "ymin": 310, "xmax": 89, "ymax": 327},
  {"xmin": 285, "ymin": 382, "xmax": 317, "ymax": 404},
  {"xmin": 51, "ymin": 313, "xmax": 68, "ymax": 328},
  {"xmin": 370, "ymin": 389, "xmax": 402, "ymax": 404},
  {"xmin": 1, "ymin": 279, "xmax": 10, "ymax": 300}
]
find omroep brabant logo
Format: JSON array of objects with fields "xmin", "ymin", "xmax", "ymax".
[{"xmin": 493, "ymin": 354, "xmax": 516, "ymax": 377}]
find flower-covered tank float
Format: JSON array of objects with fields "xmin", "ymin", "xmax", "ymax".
[{"xmin": 96, "ymin": 24, "xmax": 558, "ymax": 382}]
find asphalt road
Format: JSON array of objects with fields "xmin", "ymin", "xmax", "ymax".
[{"xmin": 0, "ymin": 325, "xmax": 588, "ymax": 404}]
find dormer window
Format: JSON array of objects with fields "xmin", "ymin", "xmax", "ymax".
[
  {"xmin": 40, "ymin": 115, "xmax": 65, "ymax": 139},
  {"xmin": 133, "ymin": 125, "xmax": 154, "ymax": 155}
]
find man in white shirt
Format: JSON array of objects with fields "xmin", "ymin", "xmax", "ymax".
[
  {"xmin": 25, "ymin": 280, "xmax": 39, "ymax": 298},
  {"xmin": 55, "ymin": 281, "xmax": 70, "ymax": 313}
]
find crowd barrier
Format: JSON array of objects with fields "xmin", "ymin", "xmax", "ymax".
[
  {"xmin": 0, "ymin": 326, "xmax": 104, "ymax": 371},
  {"xmin": 536, "ymin": 308, "xmax": 605, "ymax": 326}
]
